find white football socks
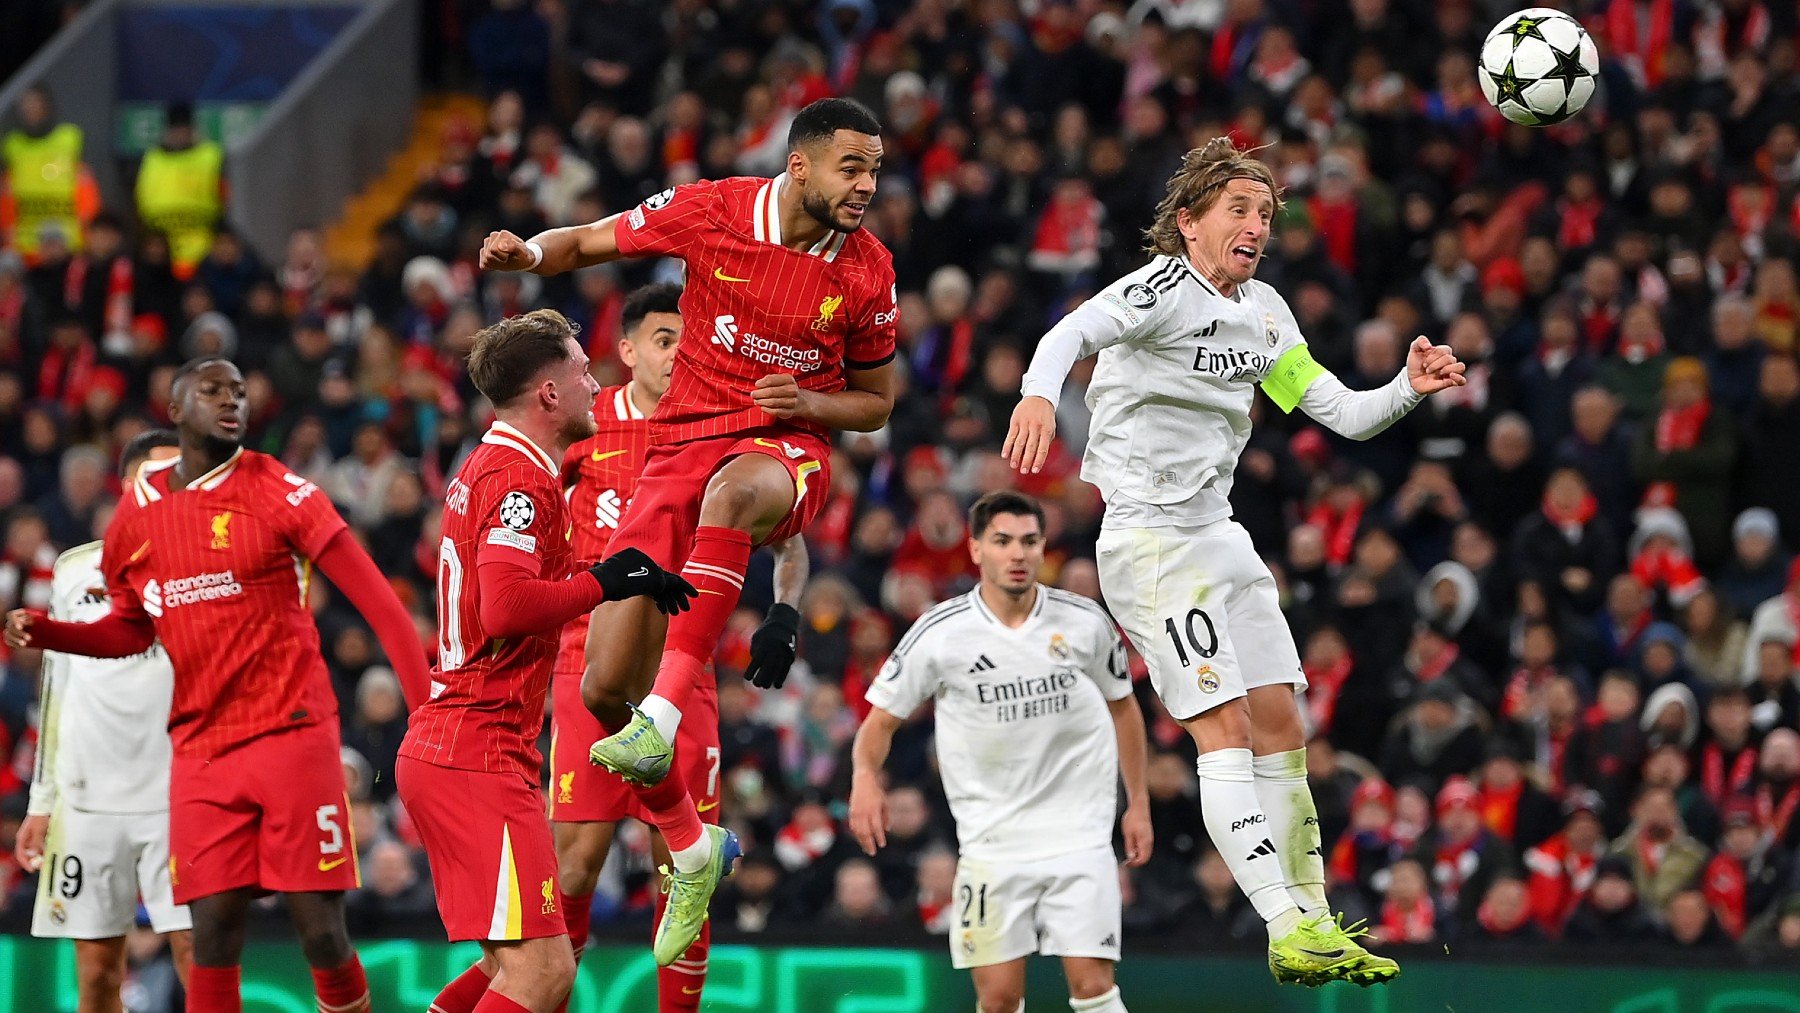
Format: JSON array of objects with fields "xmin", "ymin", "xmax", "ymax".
[
  {"xmin": 1195, "ymin": 747, "xmax": 1302, "ymax": 938},
  {"xmin": 1070, "ymin": 986, "xmax": 1127, "ymax": 1012},
  {"xmin": 1252, "ymin": 748, "xmax": 1330, "ymax": 915},
  {"xmin": 669, "ymin": 831, "xmax": 713, "ymax": 874},
  {"xmin": 641, "ymin": 693, "xmax": 684, "ymax": 740}
]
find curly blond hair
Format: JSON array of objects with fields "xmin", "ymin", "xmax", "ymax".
[{"xmin": 1143, "ymin": 137, "xmax": 1284, "ymax": 257}]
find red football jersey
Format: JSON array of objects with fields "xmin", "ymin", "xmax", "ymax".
[
  {"xmin": 561, "ymin": 383, "xmax": 650, "ymax": 567},
  {"xmin": 613, "ymin": 174, "xmax": 899, "ymax": 444},
  {"xmin": 102, "ymin": 449, "xmax": 346, "ymax": 758},
  {"xmin": 400, "ymin": 421, "xmax": 575, "ymax": 782}
]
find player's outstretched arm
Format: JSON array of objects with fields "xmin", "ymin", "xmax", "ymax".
[
  {"xmin": 753, "ymin": 361, "xmax": 896, "ymax": 433},
  {"xmin": 313, "ymin": 531, "xmax": 433, "ymax": 710},
  {"xmin": 1108, "ymin": 694, "xmax": 1153, "ymax": 868},
  {"xmin": 1003, "ymin": 396, "xmax": 1057, "ymax": 475},
  {"xmin": 848, "ymin": 707, "xmax": 903, "ymax": 855},
  {"xmin": 744, "ymin": 537, "xmax": 809, "ymax": 691},
  {"xmin": 1009, "ymin": 293, "xmax": 1131, "ymax": 474},
  {"xmin": 1286, "ymin": 337, "xmax": 1466, "ymax": 441},
  {"xmin": 479, "ymin": 213, "xmax": 629, "ymax": 277},
  {"xmin": 5, "ymin": 601, "xmax": 155, "ymax": 658}
]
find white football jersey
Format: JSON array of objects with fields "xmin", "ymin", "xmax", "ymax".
[
  {"xmin": 867, "ymin": 586, "xmax": 1132, "ymax": 863},
  {"xmin": 1021, "ymin": 253, "xmax": 1309, "ymax": 528},
  {"xmin": 27, "ymin": 542, "xmax": 175, "ymax": 816}
]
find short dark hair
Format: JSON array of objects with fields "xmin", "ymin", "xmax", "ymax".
[
  {"xmin": 621, "ymin": 283, "xmax": 683, "ymax": 337},
  {"xmin": 467, "ymin": 309, "xmax": 577, "ymax": 408},
  {"xmin": 171, "ymin": 356, "xmax": 236, "ymax": 394},
  {"xmin": 119, "ymin": 429, "xmax": 178, "ymax": 479},
  {"xmin": 787, "ymin": 97, "xmax": 882, "ymax": 151},
  {"xmin": 968, "ymin": 490, "xmax": 1046, "ymax": 538}
]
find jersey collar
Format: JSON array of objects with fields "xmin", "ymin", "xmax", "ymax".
[
  {"xmin": 482, "ymin": 420, "xmax": 559, "ymax": 478},
  {"xmin": 614, "ymin": 383, "xmax": 645, "ymax": 421},
  {"xmin": 969, "ymin": 583, "xmax": 1046, "ymax": 630},
  {"xmin": 752, "ymin": 174, "xmax": 848, "ymax": 262},
  {"xmin": 133, "ymin": 447, "xmax": 241, "ymax": 504},
  {"xmin": 1180, "ymin": 254, "xmax": 1240, "ymax": 302}
]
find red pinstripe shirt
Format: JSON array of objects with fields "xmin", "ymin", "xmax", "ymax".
[
  {"xmin": 101, "ymin": 449, "xmax": 345, "ymax": 758},
  {"xmin": 399, "ymin": 422, "xmax": 574, "ymax": 781},
  {"xmin": 614, "ymin": 175, "xmax": 899, "ymax": 444}
]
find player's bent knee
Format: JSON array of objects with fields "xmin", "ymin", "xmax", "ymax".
[
  {"xmin": 295, "ymin": 923, "xmax": 354, "ymax": 968},
  {"xmin": 977, "ymin": 991, "xmax": 1024, "ymax": 1013},
  {"xmin": 1184, "ymin": 698, "xmax": 1253, "ymax": 753},
  {"xmin": 75, "ymin": 940, "xmax": 125, "ymax": 992}
]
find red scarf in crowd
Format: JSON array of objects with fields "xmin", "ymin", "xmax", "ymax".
[
  {"xmin": 1305, "ymin": 499, "xmax": 1364, "ymax": 566},
  {"xmin": 36, "ymin": 339, "xmax": 96, "ymax": 411},
  {"xmin": 1704, "ymin": 851, "xmax": 1749, "ymax": 938},
  {"xmin": 1557, "ymin": 196, "xmax": 1604, "ymax": 251},
  {"xmin": 1631, "ymin": 545, "xmax": 1706, "ymax": 602},
  {"xmin": 1757, "ymin": 780, "xmax": 1800, "ymax": 844},
  {"xmin": 1303, "ymin": 653, "xmax": 1354, "ymax": 733},
  {"xmin": 1309, "ymin": 195, "xmax": 1359, "ymax": 273},
  {"xmin": 1542, "ymin": 490, "xmax": 1598, "ymax": 541},
  {"xmin": 1478, "ymin": 782, "xmax": 1523, "ymax": 842},
  {"xmin": 1701, "ymin": 743, "xmax": 1758, "ymax": 806},
  {"xmin": 1655, "ymin": 398, "xmax": 1711, "ymax": 452},
  {"xmin": 1380, "ymin": 897, "xmax": 1436, "ymax": 943},
  {"xmin": 1598, "ymin": 0, "xmax": 1674, "ymax": 88}
]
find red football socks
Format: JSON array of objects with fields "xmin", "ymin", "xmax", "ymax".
[
  {"xmin": 636, "ymin": 774, "xmax": 705, "ymax": 852},
  {"xmin": 656, "ymin": 892, "xmax": 711, "ymax": 1011},
  {"xmin": 429, "ymin": 962, "xmax": 493, "ymax": 1013},
  {"xmin": 312, "ymin": 956, "xmax": 371, "ymax": 1013},
  {"xmin": 186, "ymin": 964, "xmax": 241, "ymax": 1013},
  {"xmin": 471, "ymin": 993, "xmax": 533, "ymax": 1013},
  {"xmin": 652, "ymin": 525, "xmax": 751, "ymax": 712}
]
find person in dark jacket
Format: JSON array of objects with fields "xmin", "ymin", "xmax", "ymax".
[
  {"xmin": 1412, "ymin": 776, "xmax": 1519, "ymax": 936},
  {"xmin": 1631, "ymin": 357, "xmax": 1738, "ymax": 567},
  {"xmin": 1512, "ymin": 467, "xmax": 1620, "ymax": 622},
  {"xmin": 1563, "ymin": 855, "xmax": 1658, "ymax": 942},
  {"xmin": 1380, "ymin": 680, "xmax": 1487, "ymax": 795}
]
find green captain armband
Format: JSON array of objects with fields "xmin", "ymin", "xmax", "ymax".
[{"xmin": 1260, "ymin": 345, "xmax": 1327, "ymax": 413}]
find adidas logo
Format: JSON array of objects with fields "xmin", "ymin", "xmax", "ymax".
[
  {"xmin": 1100, "ymin": 933, "xmax": 1117, "ymax": 948},
  {"xmin": 968, "ymin": 655, "xmax": 997, "ymax": 674},
  {"xmin": 1245, "ymin": 838, "xmax": 1276, "ymax": 861}
]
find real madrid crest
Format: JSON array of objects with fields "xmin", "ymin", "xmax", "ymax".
[
  {"xmin": 1048, "ymin": 633, "xmax": 1071, "ymax": 661},
  {"xmin": 1197, "ymin": 664, "xmax": 1220, "ymax": 693},
  {"xmin": 1264, "ymin": 312, "xmax": 1279, "ymax": 348}
]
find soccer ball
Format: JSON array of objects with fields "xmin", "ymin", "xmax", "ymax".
[{"xmin": 1478, "ymin": 8, "xmax": 1599, "ymax": 126}]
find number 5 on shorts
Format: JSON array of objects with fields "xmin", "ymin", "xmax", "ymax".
[{"xmin": 316, "ymin": 804, "xmax": 348, "ymax": 869}]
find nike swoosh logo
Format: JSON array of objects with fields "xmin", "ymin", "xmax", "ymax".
[
  {"xmin": 629, "ymin": 567, "xmax": 650, "ymax": 577},
  {"xmin": 683, "ymin": 987, "xmax": 704, "ymax": 995},
  {"xmin": 317, "ymin": 857, "xmax": 349, "ymax": 872},
  {"xmin": 129, "ymin": 540, "xmax": 152, "ymax": 563},
  {"xmin": 697, "ymin": 589, "xmax": 725, "ymax": 596},
  {"xmin": 713, "ymin": 267, "xmax": 751, "ymax": 283},
  {"xmin": 696, "ymin": 799, "xmax": 719, "ymax": 812},
  {"xmin": 591, "ymin": 448, "xmax": 629, "ymax": 463},
  {"xmin": 1297, "ymin": 947, "xmax": 1345, "ymax": 959}
]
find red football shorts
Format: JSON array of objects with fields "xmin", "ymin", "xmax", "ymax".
[
  {"xmin": 609, "ymin": 426, "xmax": 831, "ymax": 571},
  {"xmin": 395, "ymin": 756, "xmax": 564, "ymax": 942},
  {"xmin": 549, "ymin": 636, "xmax": 722, "ymax": 826},
  {"xmin": 168, "ymin": 722, "xmax": 358, "ymax": 905}
]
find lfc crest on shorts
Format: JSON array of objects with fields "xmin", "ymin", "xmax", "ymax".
[{"xmin": 541, "ymin": 877, "xmax": 558, "ymax": 914}]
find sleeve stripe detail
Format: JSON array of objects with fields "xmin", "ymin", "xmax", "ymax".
[
  {"xmin": 845, "ymin": 351, "xmax": 895, "ymax": 371},
  {"xmin": 894, "ymin": 600, "xmax": 973, "ymax": 656},
  {"xmin": 1149, "ymin": 260, "xmax": 1184, "ymax": 292}
]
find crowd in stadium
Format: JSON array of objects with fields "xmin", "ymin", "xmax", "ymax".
[{"xmin": 4, "ymin": 0, "xmax": 1800, "ymax": 968}]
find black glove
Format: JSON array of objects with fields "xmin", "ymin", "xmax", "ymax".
[
  {"xmin": 744, "ymin": 603, "xmax": 800, "ymax": 689},
  {"xmin": 590, "ymin": 548, "xmax": 697, "ymax": 615}
]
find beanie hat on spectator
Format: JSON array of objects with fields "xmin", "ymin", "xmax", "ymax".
[
  {"xmin": 1563, "ymin": 787, "xmax": 1605, "ymax": 819},
  {"xmin": 1436, "ymin": 776, "xmax": 1479, "ymax": 818},
  {"xmin": 1629, "ymin": 506, "xmax": 1694, "ymax": 560},
  {"xmin": 1482, "ymin": 258, "xmax": 1525, "ymax": 298},
  {"xmin": 1640, "ymin": 682, "xmax": 1701, "ymax": 749},
  {"xmin": 1352, "ymin": 778, "xmax": 1396, "ymax": 813},
  {"xmin": 1594, "ymin": 854, "xmax": 1634, "ymax": 883},
  {"xmin": 1722, "ymin": 795, "xmax": 1760, "ymax": 829},
  {"xmin": 1288, "ymin": 428, "xmax": 1330, "ymax": 468},
  {"xmin": 1734, "ymin": 507, "xmax": 1780, "ymax": 545}
]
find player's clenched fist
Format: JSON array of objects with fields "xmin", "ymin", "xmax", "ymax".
[
  {"xmin": 589, "ymin": 547, "xmax": 698, "ymax": 615},
  {"xmin": 751, "ymin": 373, "xmax": 806, "ymax": 419},
  {"xmin": 479, "ymin": 229, "xmax": 537, "ymax": 272},
  {"xmin": 3, "ymin": 608, "xmax": 39, "ymax": 649},
  {"xmin": 1003, "ymin": 395, "xmax": 1057, "ymax": 474}
]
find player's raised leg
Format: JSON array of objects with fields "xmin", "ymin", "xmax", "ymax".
[
  {"xmin": 1062, "ymin": 957, "xmax": 1129, "ymax": 1013},
  {"xmin": 1247, "ymin": 685, "xmax": 1328, "ymax": 915}
]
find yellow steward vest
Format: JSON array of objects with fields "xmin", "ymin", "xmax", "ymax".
[
  {"xmin": 136, "ymin": 141, "xmax": 223, "ymax": 270},
  {"xmin": 3, "ymin": 124, "xmax": 84, "ymax": 256}
]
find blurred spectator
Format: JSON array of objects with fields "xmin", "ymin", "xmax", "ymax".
[
  {"xmin": 1375, "ymin": 857, "xmax": 1437, "ymax": 945},
  {"xmin": 1414, "ymin": 776, "xmax": 1517, "ymax": 933},
  {"xmin": 1663, "ymin": 888, "xmax": 1733, "ymax": 949},
  {"xmin": 1612, "ymin": 786, "xmax": 1711, "ymax": 913},
  {"xmin": 1703, "ymin": 796, "xmax": 1792, "ymax": 940},
  {"xmin": 1474, "ymin": 876, "xmax": 1543, "ymax": 944},
  {"xmin": 1564, "ymin": 856, "xmax": 1657, "ymax": 943},
  {"xmin": 1632, "ymin": 358, "xmax": 1739, "ymax": 566},
  {"xmin": 1379, "ymin": 679, "xmax": 1485, "ymax": 794},
  {"xmin": 1512, "ymin": 467, "xmax": 1619, "ymax": 621},
  {"xmin": 1524, "ymin": 790, "xmax": 1609, "ymax": 936},
  {"xmin": 1754, "ymin": 730, "xmax": 1800, "ymax": 846},
  {"xmin": 822, "ymin": 858, "xmax": 894, "ymax": 928}
]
